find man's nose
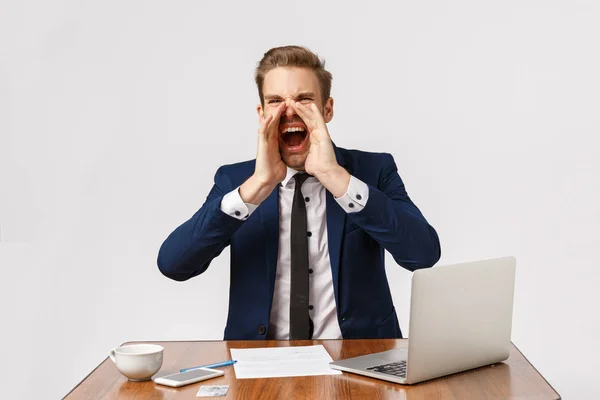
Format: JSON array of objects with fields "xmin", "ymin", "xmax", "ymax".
[{"xmin": 283, "ymin": 99, "xmax": 297, "ymax": 117}]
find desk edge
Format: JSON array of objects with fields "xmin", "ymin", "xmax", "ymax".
[
  {"xmin": 512, "ymin": 342, "xmax": 561, "ymax": 400},
  {"xmin": 62, "ymin": 340, "xmax": 562, "ymax": 400}
]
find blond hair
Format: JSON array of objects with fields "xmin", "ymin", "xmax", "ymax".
[{"xmin": 255, "ymin": 45, "xmax": 332, "ymax": 105}]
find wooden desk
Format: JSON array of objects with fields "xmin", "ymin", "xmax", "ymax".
[{"xmin": 65, "ymin": 340, "xmax": 560, "ymax": 399}]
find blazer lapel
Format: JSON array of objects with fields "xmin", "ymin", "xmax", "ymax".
[
  {"xmin": 259, "ymin": 187, "xmax": 280, "ymax": 312},
  {"xmin": 327, "ymin": 142, "xmax": 350, "ymax": 307},
  {"xmin": 326, "ymin": 192, "xmax": 345, "ymax": 307}
]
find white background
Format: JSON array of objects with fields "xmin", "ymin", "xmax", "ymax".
[{"xmin": 1, "ymin": 1, "xmax": 598, "ymax": 398}]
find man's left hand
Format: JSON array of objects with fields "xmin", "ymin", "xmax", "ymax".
[
  {"xmin": 292, "ymin": 102, "xmax": 350, "ymax": 197},
  {"xmin": 292, "ymin": 102, "xmax": 337, "ymax": 177}
]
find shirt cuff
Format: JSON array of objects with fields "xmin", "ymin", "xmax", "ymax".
[
  {"xmin": 334, "ymin": 175, "xmax": 369, "ymax": 213},
  {"xmin": 220, "ymin": 187, "xmax": 258, "ymax": 221}
]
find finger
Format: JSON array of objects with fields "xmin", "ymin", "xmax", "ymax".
[
  {"xmin": 308, "ymin": 102, "xmax": 326, "ymax": 124},
  {"xmin": 293, "ymin": 101, "xmax": 324, "ymax": 130},
  {"xmin": 266, "ymin": 103, "xmax": 286, "ymax": 138},
  {"xmin": 289, "ymin": 102, "xmax": 310, "ymax": 126},
  {"xmin": 273, "ymin": 102, "xmax": 286, "ymax": 122},
  {"xmin": 310, "ymin": 102, "xmax": 323, "ymax": 117},
  {"xmin": 292, "ymin": 101, "xmax": 310, "ymax": 118},
  {"xmin": 259, "ymin": 114, "xmax": 273, "ymax": 134}
]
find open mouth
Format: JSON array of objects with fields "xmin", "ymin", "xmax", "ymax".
[{"xmin": 280, "ymin": 125, "xmax": 309, "ymax": 151}]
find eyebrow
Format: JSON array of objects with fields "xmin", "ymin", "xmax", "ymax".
[{"xmin": 264, "ymin": 92, "xmax": 317, "ymax": 101}]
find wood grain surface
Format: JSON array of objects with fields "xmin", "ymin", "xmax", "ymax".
[{"xmin": 64, "ymin": 339, "xmax": 560, "ymax": 399}]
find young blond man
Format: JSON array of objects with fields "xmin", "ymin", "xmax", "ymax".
[{"xmin": 158, "ymin": 46, "xmax": 441, "ymax": 340}]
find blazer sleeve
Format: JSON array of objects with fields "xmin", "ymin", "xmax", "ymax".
[
  {"xmin": 347, "ymin": 153, "xmax": 441, "ymax": 271},
  {"xmin": 156, "ymin": 166, "xmax": 245, "ymax": 281}
]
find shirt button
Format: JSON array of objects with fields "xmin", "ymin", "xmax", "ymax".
[
  {"xmin": 257, "ymin": 324, "xmax": 266, "ymax": 335},
  {"xmin": 356, "ymin": 194, "xmax": 362, "ymax": 200},
  {"xmin": 307, "ymin": 231, "xmax": 312, "ymax": 237},
  {"xmin": 348, "ymin": 203, "xmax": 355, "ymax": 208},
  {"xmin": 235, "ymin": 211, "xmax": 241, "ymax": 216},
  {"xmin": 309, "ymin": 268, "xmax": 313, "ymax": 274},
  {"xmin": 305, "ymin": 197, "xmax": 310, "ymax": 202},
  {"xmin": 309, "ymin": 305, "xmax": 314, "ymax": 311}
]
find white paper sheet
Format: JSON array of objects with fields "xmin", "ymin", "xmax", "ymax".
[{"xmin": 229, "ymin": 345, "xmax": 342, "ymax": 379}]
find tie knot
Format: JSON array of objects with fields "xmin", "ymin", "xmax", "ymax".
[{"xmin": 293, "ymin": 173, "xmax": 310, "ymax": 187}]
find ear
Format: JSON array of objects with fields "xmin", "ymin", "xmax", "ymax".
[
  {"xmin": 323, "ymin": 97, "xmax": 334, "ymax": 123},
  {"xmin": 256, "ymin": 104, "xmax": 264, "ymax": 120}
]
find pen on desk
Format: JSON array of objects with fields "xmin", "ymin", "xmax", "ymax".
[{"xmin": 180, "ymin": 360, "xmax": 237, "ymax": 373}]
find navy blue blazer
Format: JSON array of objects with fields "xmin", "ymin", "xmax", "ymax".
[{"xmin": 157, "ymin": 144, "xmax": 441, "ymax": 340}]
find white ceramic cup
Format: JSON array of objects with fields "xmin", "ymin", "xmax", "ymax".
[{"xmin": 109, "ymin": 344, "xmax": 164, "ymax": 381}]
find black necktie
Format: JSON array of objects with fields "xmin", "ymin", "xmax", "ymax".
[{"xmin": 290, "ymin": 173, "xmax": 313, "ymax": 340}]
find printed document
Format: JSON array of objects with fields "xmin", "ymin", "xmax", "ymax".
[{"xmin": 229, "ymin": 345, "xmax": 342, "ymax": 379}]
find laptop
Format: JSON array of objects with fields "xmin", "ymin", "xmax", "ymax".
[{"xmin": 329, "ymin": 256, "xmax": 516, "ymax": 384}]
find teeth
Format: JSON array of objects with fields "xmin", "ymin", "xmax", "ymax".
[{"xmin": 282, "ymin": 127, "xmax": 306, "ymax": 134}]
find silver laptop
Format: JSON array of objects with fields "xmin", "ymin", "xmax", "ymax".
[{"xmin": 329, "ymin": 256, "xmax": 516, "ymax": 384}]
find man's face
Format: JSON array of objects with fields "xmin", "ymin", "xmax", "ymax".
[{"xmin": 257, "ymin": 67, "xmax": 334, "ymax": 170}]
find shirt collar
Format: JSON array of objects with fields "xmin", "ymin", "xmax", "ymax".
[
  {"xmin": 278, "ymin": 142, "xmax": 345, "ymax": 187},
  {"xmin": 281, "ymin": 166, "xmax": 303, "ymax": 188}
]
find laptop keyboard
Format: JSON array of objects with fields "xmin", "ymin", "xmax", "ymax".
[{"xmin": 366, "ymin": 361, "xmax": 407, "ymax": 378}]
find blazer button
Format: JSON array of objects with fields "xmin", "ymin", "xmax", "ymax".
[{"xmin": 257, "ymin": 324, "xmax": 266, "ymax": 335}]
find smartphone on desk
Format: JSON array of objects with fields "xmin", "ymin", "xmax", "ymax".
[{"xmin": 153, "ymin": 368, "xmax": 224, "ymax": 387}]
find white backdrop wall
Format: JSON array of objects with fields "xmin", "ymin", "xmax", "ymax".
[{"xmin": 1, "ymin": 1, "xmax": 598, "ymax": 398}]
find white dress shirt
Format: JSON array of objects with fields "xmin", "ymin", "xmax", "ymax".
[{"xmin": 220, "ymin": 167, "xmax": 369, "ymax": 339}]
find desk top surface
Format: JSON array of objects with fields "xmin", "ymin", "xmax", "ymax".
[{"xmin": 65, "ymin": 339, "xmax": 560, "ymax": 400}]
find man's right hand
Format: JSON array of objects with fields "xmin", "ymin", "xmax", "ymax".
[{"xmin": 239, "ymin": 103, "xmax": 287, "ymax": 205}]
